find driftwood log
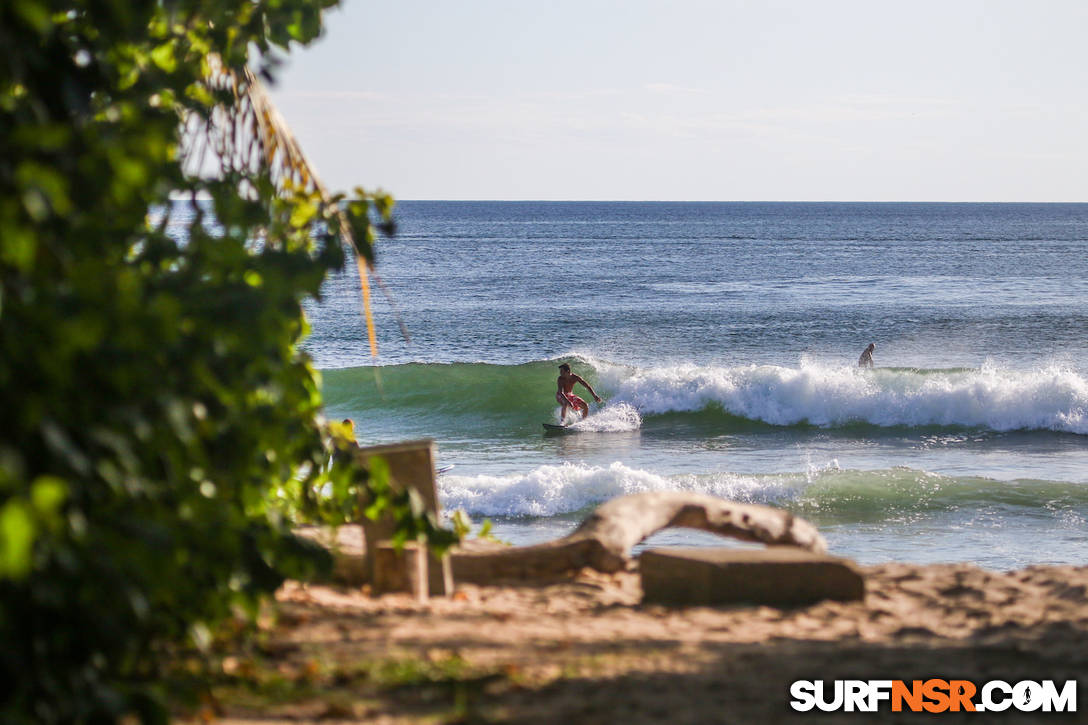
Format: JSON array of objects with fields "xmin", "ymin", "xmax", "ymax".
[{"xmin": 451, "ymin": 491, "xmax": 826, "ymax": 583}]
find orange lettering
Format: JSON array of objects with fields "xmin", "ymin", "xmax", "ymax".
[
  {"xmin": 892, "ymin": 680, "xmax": 924, "ymax": 712},
  {"xmin": 923, "ymin": 679, "xmax": 951, "ymax": 713},
  {"xmin": 949, "ymin": 680, "xmax": 977, "ymax": 712}
]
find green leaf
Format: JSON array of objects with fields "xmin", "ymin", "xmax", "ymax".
[
  {"xmin": 0, "ymin": 227, "xmax": 36, "ymax": 271},
  {"xmin": 451, "ymin": 509, "xmax": 471, "ymax": 539},
  {"xmin": 30, "ymin": 476, "xmax": 66, "ymax": 516},
  {"xmin": 150, "ymin": 39, "xmax": 178, "ymax": 73},
  {"xmin": 16, "ymin": 161, "xmax": 72, "ymax": 218},
  {"xmin": 289, "ymin": 199, "xmax": 318, "ymax": 228},
  {"xmin": 0, "ymin": 500, "xmax": 35, "ymax": 579},
  {"xmin": 13, "ymin": 0, "xmax": 54, "ymax": 34}
]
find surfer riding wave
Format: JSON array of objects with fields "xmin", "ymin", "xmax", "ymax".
[{"xmin": 556, "ymin": 362, "xmax": 601, "ymax": 421}]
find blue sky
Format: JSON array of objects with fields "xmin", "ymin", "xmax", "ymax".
[{"xmin": 269, "ymin": 0, "xmax": 1088, "ymax": 201}]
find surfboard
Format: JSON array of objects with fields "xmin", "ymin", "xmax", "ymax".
[
  {"xmin": 435, "ymin": 464, "xmax": 455, "ymax": 475},
  {"xmin": 542, "ymin": 422, "xmax": 574, "ymax": 433}
]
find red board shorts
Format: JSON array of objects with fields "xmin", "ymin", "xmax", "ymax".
[{"xmin": 557, "ymin": 391, "xmax": 586, "ymax": 410}]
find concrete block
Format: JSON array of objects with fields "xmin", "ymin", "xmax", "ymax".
[
  {"xmin": 372, "ymin": 540, "xmax": 429, "ymax": 601},
  {"xmin": 640, "ymin": 547, "xmax": 864, "ymax": 606},
  {"xmin": 355, "ymin": 439, "xmax": 452, "ymax": 596}
]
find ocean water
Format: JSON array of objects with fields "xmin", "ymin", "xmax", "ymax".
[{"xmin": 305, "ymin": 202, "xmax": 1088, "ymax": 570}]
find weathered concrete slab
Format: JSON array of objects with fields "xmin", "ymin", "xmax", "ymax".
[
  {"xmin": 355, "ymin": 439, "xmax": 451, "ymax": 596},
  {"xmin": 640, "ymin": 547, "xmax": 864, "ymax": 606},
  {"xmin": 372, "ymin": 541, "xmax": 429, "ymax": 601},
  {"xmin": 450, "ymin": 538, "xmax": 593, "ymax": 584}
]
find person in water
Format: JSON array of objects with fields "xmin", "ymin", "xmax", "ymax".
[
  {"xmin": 332, "ymin": 418, "xmax": 362, "ymax": 466},
  {"xmin": 556, "ymin": 363, "xmax": 602, "ymax": 420},
  {"xmin": 858, "ymin": 342, "xmax": 876, "ymax": 368}
]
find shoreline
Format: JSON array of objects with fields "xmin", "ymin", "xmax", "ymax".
[{"xmin": 185, "ymin": 556, "xmax": 1088, "ymax": 723}]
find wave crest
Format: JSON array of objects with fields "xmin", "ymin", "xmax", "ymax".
[
  {"xmin": 439, "ymin": 462, "xmax": 799, "ymax": 517},
  {"xmin": 598, "ymin": 361, "xmax": 1088, "ymax": 434},
  {"xmin": 439, "ymin": 461, "xmax": 1088, "ymax": 521}
]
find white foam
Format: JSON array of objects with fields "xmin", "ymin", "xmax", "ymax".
[
  {"xmin": 591, "ymin": 360, "xmax": 1088, "ymax": 434},
  {"xmin": 439, "ymin": 461, "xmax": 799, "ymax": 517},
  {"xmin": 563, "ymin": 402, "xmax": 642, "ymax": 431}
]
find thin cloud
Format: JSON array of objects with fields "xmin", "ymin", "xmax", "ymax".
[
  {"xmin": 276, "ymin": 90, "xmax": 387, "ymax": 101},
  {"xmin": 644, "ymin": 82, "xmax": 708, "ymax": 95}
]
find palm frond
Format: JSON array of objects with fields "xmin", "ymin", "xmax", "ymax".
[{"xmin": 180, "ymin": 55, "xmax": 380, "ymax": 356}]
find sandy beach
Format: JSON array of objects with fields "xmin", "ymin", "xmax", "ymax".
[{"xmin": 189, "ymin": 554, "xmax": 1088, "ymax": 724}]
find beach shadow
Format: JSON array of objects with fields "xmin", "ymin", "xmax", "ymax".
[{"xmin": 480, "ymin": 626, "xmax": 1088, "ymax": 724}]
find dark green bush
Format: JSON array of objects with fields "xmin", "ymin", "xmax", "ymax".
[{"xmin": 0, "ymin": 1, "xmax": 452, "ymax": 721}]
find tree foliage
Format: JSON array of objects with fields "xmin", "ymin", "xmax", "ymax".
[{"xmin": 0, "ymin": 0, "xmax": 452, "ymax": 721}]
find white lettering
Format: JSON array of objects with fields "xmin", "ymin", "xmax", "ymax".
[
  {"xmin": 793, "ymin": 678, "xmax": 1077, "ymax": 714},
  {"xmin": 982, "ymin": 680, "xmax": 1013, "ymax": 712},
  {"xmin": 845, "ymin": 680, "xmax": 868, "ymax": 712},
  {"xmin": 815, "ymin": 680, "xmax": 844, "ymax": 712},
  {"xmin": 868, "ymin": 680, "xmax": 893, "ymax": 711},
  {"xmin": 1040, "ymin": 680, "xmax": 1077, "ymax": 712},
  {"xmin": 789, "ymin": 681, "xmax": 816, "ymax": 712},
  {"xmin": 1014, "ymin": 680, "xmax": 1044, "ymax": 712}
]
